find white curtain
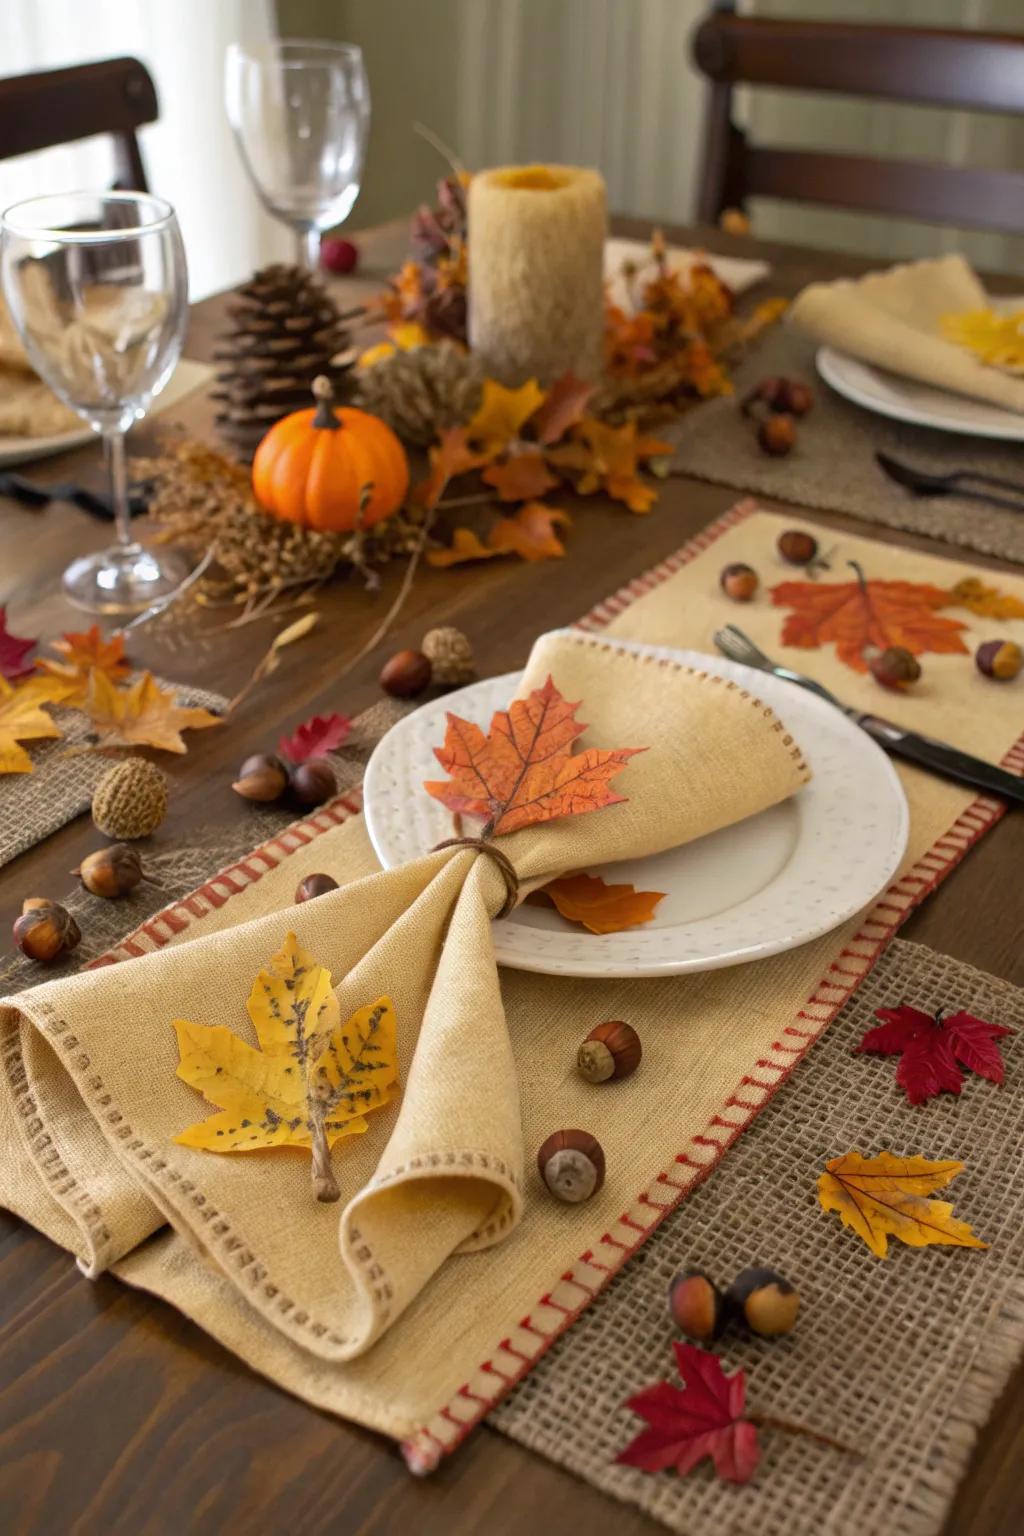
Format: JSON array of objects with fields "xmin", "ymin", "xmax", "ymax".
[{"xmin": 0, "ymin": 0, "xmax": 291, "ymax": 299}]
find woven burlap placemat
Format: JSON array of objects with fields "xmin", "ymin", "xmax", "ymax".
[
  {"xmin": 489, "ymin": 937, "xmax": 1024, "ymax": 1536},
  {"xmin": 663, "ymin": 325, "xmax": 1024, "ymax": 565}
]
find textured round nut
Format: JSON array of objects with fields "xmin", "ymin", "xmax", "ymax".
[
  {"xmin": 421, "ymin": 626, "xmax": 475, "ymax": 686},
  {"xmin": 92, "ymin": 757, "xmax": 169, "ymax": 839},
  {"xmin": 577, "ymin": 1020, "xmax": 642, "ymax": 1084},
  {"xmin": 380, "ymin": 648, "xmax": 432, "ymax": 699},
  {"xmin": 13, "ymin": 901, "xmax": 81, "ymax": 963},
  {"xmin": 295, "ymin": 872, "xmax": 339, "ymax": 903},
  {"xmin": 537, "ymin": 1129, "xmax": 605, "ymax": 1203},
  {"xmin": 727, "ymin": 1266, "xmax": 800, "ymax": 1337},
  {"xmin": 289, "ymin": 758, "xmax": 337, "ymax": 808}
]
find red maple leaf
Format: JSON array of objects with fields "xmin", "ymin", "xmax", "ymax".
[
  {"xmin": 857, "ymin": 1004, "xmax": 1013, "ymax": 1106},
  {"xmin": 0, "ymin": 608, "xmax": 37, "ymax": 681},
  {"xmin": 279, "ymin": 712, "xmax": 352, "ymax": 764},
  {"xmin": 617, "ymin": 1341, "xmax": 759, "ymax": 1484}
]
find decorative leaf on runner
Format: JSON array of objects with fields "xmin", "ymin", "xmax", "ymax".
[
  {"xmin": 941, "ymin": 576, "xmax": 1024, "ymax": 621},
  {"xmin": 85, "ymin": 670, "xmax": 222, "ymax": 753},
  {"xmin": 531, "ymin": 370, "xmax": 595, "ymax": 445},
  {"xmin": 856, "ymin": 1004, "xmax": 1012, "ymax": 1106},
  {"xmin": 279, "ymin": 711, "xmax": 352, "ymax": 764},
  {"xmin": 528, "ymin": 871, "xmax": 665, "ymax": 934},
  {"xmin": 425, "ymin": 674, "xmax": 642, "ymax": 837},
  {"xmin": 0, "ymin": 608, "xmax": 37, "ymax": 681},
  {"xmin": 173, "ymin": 932, "xmax": 398, "ymax": 1202},
  {"xmin": 412, "ymin": 425, "xmax": 488, "ymax": 509},
  {"xmin": 465, "ymin": 378, "xmax": 546, "ymax": 454},
  {"xmin": 771, "ymin": 577, "xmax": 970, "ymax": 672},
  {"xmin": 0, "ymin": 675, "xmax": 64, "ymax": 774},
  {"xmin": 427, "ymin": 504, "xmax": 571, "ymax": 567},
  {"xmin": 482, "ymin": 451, "xmax": 560, "ymax": 502},
  {"xmin": 617, "ymin": 1340, "xmax": 759, "ymax": 1484},
  {"xmin": 817, "ymin": 1150, "xmax": 987, "ymax": 1258},
  {"xmin": 36, "ymin": 623, "xmax": 131, "ymax": 701},
  {"xmin": 547, "ymin": 419, "xmax": 673, "ymax": 513}
]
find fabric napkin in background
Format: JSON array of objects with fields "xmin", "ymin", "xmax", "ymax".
[
  {"xmin": 0, "ymin": 291, "xmax": 80, "ymax": 438},
  {"xmin": 788, "ymin": 252, "xmax": 1024, "ymax": 414}
]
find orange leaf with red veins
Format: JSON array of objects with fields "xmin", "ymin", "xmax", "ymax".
[
  {"xmin": 412, "ymin": 425, "xmax": 488, "ymax": 509},
  {"xmin": 771, "ymin": 577, "xmax": 970, "ymax": 672},
  {"xmin": 531, "ymin": 370, "xmax": 595, "ymax": 445},
  {"xmin": 37, "ymin": 623, "xmax": 131, "ymax": 701},
  {"xmin": 425, "ymin": 674, "xmax": 643, "ymax": 837},
  {"xmin": 482, "ymin": 452, "xmax": 560, "ymax": 502},
  {"xmin": 529, "ymin": 871, "xmax": 665, "ymax": 933},
  {"xmin": 489, "ymin": 503, "xmax": 570, "ymax": 562},
  {"xmin": 466, "ymin": 378, "xmax": 546, "ymax": 454}
]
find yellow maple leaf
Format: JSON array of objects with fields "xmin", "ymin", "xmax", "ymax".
[
  {"xmin": 466, "ymin": 378, "xmax": 546, "ymax": 454},
  {"xmin": 0, "ymin": 674, "xmax": 66, "ymax": 774},
  {"xmin": 817, "ymin": 1150, "xmax": 987, "ymax": 1259},
  {"xmin": 173, "ymin": 932, "xmax": 399, "ymax": 1202},
  {"xmin": 85, "ymin": 669, "xmax": 222, "ymax": 753},
  {"xmin": 941, "ymin": 576, "xmax": 1024, "ymax": 622},
  {"xmin": 941, "ymin": 308, "xmax": 1024, "ymax": 372}
]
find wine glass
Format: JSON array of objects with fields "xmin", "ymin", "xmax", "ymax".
[
  {"xmin": 225, "ymin": 39, "xmax": 370, "ymax": 270},
  {"xmin": 1, "ymin": 191, "xmax": 191, "ymax": 615}
]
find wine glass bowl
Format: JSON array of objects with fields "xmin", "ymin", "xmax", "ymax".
[{"xmin": 225, "ymin": 39, "xmax": 370, "ymax": 269}]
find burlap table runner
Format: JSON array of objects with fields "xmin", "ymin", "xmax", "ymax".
[
  {"xmin": 664, "ymin": 327, "xmax": 1024, "ymax": 564},
  {"xmin": 2, "ymin": 505, "xmax": 1022, "ymax": 1474},
  {"xmin": 490, "ymin": 936, "xmax": 1024, "ymax": 1536}
]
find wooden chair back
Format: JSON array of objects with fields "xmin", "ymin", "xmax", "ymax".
[
  {"xmin": 0, "ymin": 57, "xmax": 157, "ymax": 193},
  {"xmin": 691, "ymin": 6, "xmax": 1024, "ymax": 235}
]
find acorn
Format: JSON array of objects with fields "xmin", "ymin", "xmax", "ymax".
[
  {"xmin": 727, "ymin": 1267, "xmax": 800, "ymax": 1337},
  {"xmin": 776, "ymin": 378, "xmax": 813, "ymax": 417},
  {"xmin": 13, "ymin": 900, "xmax": 81, "ymax": 963},
  {"xmin": 741, "ymin": 376, "xmax": 787, "ymax": 416},
  {"xmin": 295, "ymin": 872, "xmax": 339, "ymax": 903},
  {"xmin": 758, "ymin": 413, "xmax": 797, "ymax": 456},
  {"xmin": 975, "ymin": 638, "xmax": 1023, "ymax": 682},
  {"xmin": 91, "ymin": 756, "xmax": 168, "ymax": 840},
  {"xmin": 776, "ymin": 529, "xmax": 818, "ymax": 566},
  {"xmin": 577, "ymin": 1020, "xmax": 642, "ymax": 1084},
  {"xmin": 289, "ymin": 757, "xmax": 337, "ymax": 808},
  {"xmin": 537, "ymin": 1129, "xmax": 605, "ymax": 1203},
  {"xmin": 74, "ymin": 844, "xmax": 147, "ymax": 899},
  {"xmin": 380, "ymin": 648, "xmax": 432, "ymax": 699},
  {"xmin": 869, "ymin": 645, "xmax": 921, "ymax": 691},
  {"xmin": 233, "ymin": 752, "xmax": 289, "ymax": 803},
  {"xmin": 720, "ymin": 563, "xmax": 759, "ymax": 602},
  {"xmin": 668, "ymin": 1268, "xmax": 727, "ymax": 1342}
]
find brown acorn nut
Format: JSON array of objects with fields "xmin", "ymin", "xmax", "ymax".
[
  {"xmin": 976, "ymin": 638, "xmax": 1023, "ymax": 682},
  {"xmin": 727, "ymin": 1266, "xmax": 800, "ymax": 1337},
  {"xmin": 289, "ymin": 757, "xmax": 337, "ymax": 808},
  {"xmin": 13, "ymin": 900, "xmax": 81, "ymax": 963},
  {"xmin": 380, "ymin": 648, "xmax": 432, "ymax": 699},
  {"xmin": 295, "ymin": 872, "xmax": 339, "ymax": 903},
  {"xmin": 776, "ymin": 378, "xmax": 813, "ymax": 417},
  {"xmin": 577, "ymin": 1020, "xmax": 642, "ymax": 1084},
  {"xmin": 776, "ymin": 528, "xmax": 818, "ymax": 566},
  {"xmin": 74, "ymin": 844, "xmax": 146, "ymax": 899},
  {"xmin": 869, "ymin": 645, "xmax": 921, "ymax": 691},
  {"xmin": 537, "ymin": 1129, "xmax": 605, "ymax": 1203},
  {"xmin": 233, "ymin": 752, "xmax": 289, "ymax": 803},
  {"xmin": 668, "ymin": 1268, "xmax": 727, "ymax": 1342},
  {"xmin": 720, "ymin": 563, "xmax": 759, "ymax": 602},
  {"xmin": 741, "ymin": 375, "xmax": 787, "ymax": 416},
  {"xmin": 758, "ymin": 413, "xmax": 797, "ymax": 457}
]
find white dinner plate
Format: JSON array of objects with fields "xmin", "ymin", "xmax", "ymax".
[
  {"xmin": 363, "ymin": 635, "xmax": 909, "ymax": 979},
  {"xmin": 816, "ymin": 343, "xmax": 1024, "ymax": 443},
  {"xmin": 0, "ymin": 358, "xmax": 215, "ymax": 467}
]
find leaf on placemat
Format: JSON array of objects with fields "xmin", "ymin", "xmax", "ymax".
[
  {"xmin": 0, "ymin": 608, "xmax": 37, "ymax": 681},
  {"xmin": 941, "ymin": 576, "xmax": 1024, "ymax": 621},
  {"xmin": 173, "ymin": 932, "xmax": 399, "ymax": 1202},
  {"xmin": 428, "ymin": 504, "xmax": 571, "ymax": 567},
  {"xmin": 528, "ymin": 871, "xmax": 665, "ymax": 934},
  {"xmin": 466, "ymin": 378, "xmax": 546, "ymax": 455},
  {"xmin": 817, "ymin": 1150, "xmax": 987, "ymax": 1258},
  {"xmin": 279, "ymin": 711, "xmax": 352, "ymax": 764},
  {"xmin": 771, "ymin": 577, "xmax": 970, "ymax": 672},
  {"xmin": 37, "ymin": 623, "xmax": 131, "ymax": 699},
  {"xmin": 481, "ymin": 451, "xmax": 560, "ymax": 502},
  {"xmin": 617, "ymin": 1340, "xmax": 759, "ymax": 1484},
  {"xmin": 530, "ymin": 370, "xmax": 595, "ymax": 446},
  {"xmin": 85, "ymin": 670, "xmax": 222, "ymax": 753},
  {"xmin": 0, "ymin": 675, "xmax": 64, "ymax": 774},
  {"xmin": 856, "ymin": 1004, "xmax": 1012, "ymax": 1106},
  {"xmin": 425, "ymin": 674, "xmax": 642, "ymax": 837}
]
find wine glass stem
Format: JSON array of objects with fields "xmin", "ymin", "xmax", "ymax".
[
  {"xmin": 297, "ymin": 226, "xmax": 320, "ymax": 270},
  {"xmin": 103, "ymin": 428, "xmax": 133, "ymax": 549}
]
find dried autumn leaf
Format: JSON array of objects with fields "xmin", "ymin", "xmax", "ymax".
[
  {"xmin": 481, "ymin": 451, "xmax": 560, "ymax": 502},
  {"xmin": 427, "ymin": 504, "xmax": 571, "ymax": 567},
  {"xmin": 941, "ymin": 576, "xmax": 1024, "ymax": 621},
  {"xmin": 547, "ymin": 418, "xmax": 672, "ymax": 514},
  {"xmin": 530, "ymin": 370, "xmax": 595, "ymax": 445},
  {"xmin": 771, "ymin": 577, "xmax": 970, "ymax": 672},
  {"xmin": 0, "ymin": 674, "xmax": 63, "ymax": 774},
  {"xmin": 466, "ymin": 377, "xmax": 546, "ymax": 454},
  {"xmin": 941, "ymin": 307, "xmax": 1024, "ymax": 371},
  {"xmin": 425, "ymin": 674, "xmax": 642, "ymax": 837},
  {"xmin": 412, "ymin": 425, "xmax": 488, "ymax": 509},
  {"xmin": 85, "ymin": 670, "xmax": 222, "ymax": 753},
  {"xmin": 529, "ymin": 871, "xmax": 665, "ymax": 933},
  {"xmin": 37, "ymin": 623, "xmax": 131, "ymax": 701},
  {"xmin": 856, "ymin": 1004, "xmax": 1012, "ymax": 1106},
  {"xmin": 817, "ymin": 1150, "xmax": 987, "ymax": 1258},
  {"xmin": 279, "ymin": 711, "xmax": 352, "ymax": 764},
  {"xmin": 617, "ymin": 1340, "xmax": 759, "ymax": 1484},
  {"xmin": 426, "ymin": 528, "xmax": 502, "ymax": 568},
  {"xmin": 0, "ymin": 607, "xmax": 36, "ymax": 681},
  {"xmin": 173, "ymin": 932, "xmax": 398, "ymax": 1202}
]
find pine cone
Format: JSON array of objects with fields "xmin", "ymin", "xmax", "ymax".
[
  {"xmin": 211, "ymin": 263, "xmax": 357, "ymax": 460},
  {"xmin": 356, "ymin": 343, "xmax": 482, "ymax": 446}
]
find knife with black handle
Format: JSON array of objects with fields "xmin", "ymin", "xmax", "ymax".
[{"xmin": 853, "ymin": 712, "xmax": 1024, "ymax": 804}]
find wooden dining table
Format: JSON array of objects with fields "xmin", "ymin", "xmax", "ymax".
[{"xmin": 1, "ymin": 216, "xmax": 1022, "ymax": 1536}]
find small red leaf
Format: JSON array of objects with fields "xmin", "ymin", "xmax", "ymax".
[
  {"xmin": 0, "ymin": 608, "xmax": 37, "ymax": 681},
  {"xmin": 279, "ymin": 712, "xmax": 352, "ymax": 764},
  {"xmin": 617, "ymin": 1341, "xmax": 759, "ymax": 1484},
  {"xmin": 857, "ymin": 1003, "xmax": 1013, "ymax": 1106}
]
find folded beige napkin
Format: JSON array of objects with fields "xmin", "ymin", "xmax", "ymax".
[
  {"xmin": 788, "ymin": 253, "xmax": 1024, "ymax": 414},
  {"xmin": 0, "ymin": 291, "xmax": 80, "ymax": 437},
  {"xmin": 0, "ymin": 629, "xmax": 808, "ymax": 1364}
]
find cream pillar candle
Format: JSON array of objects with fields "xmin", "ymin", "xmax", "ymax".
[{"xmin": 468, "ymin": 165, "xmax": 607, "ymax": 386}]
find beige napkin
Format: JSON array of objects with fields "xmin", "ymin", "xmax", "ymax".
[
  {"xmin": 788, "ymin": 253, "xmax": 1024, "ymax": 414},
  {"xmin": 0, "ymin": 290, "xmax": 80, "ymax": 437},
  {"xmin": 0, "ymin": 628, "xmax": 808, "ymax": 1363}
]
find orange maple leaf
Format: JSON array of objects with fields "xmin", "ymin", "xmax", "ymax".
[
  {"xmin": 547, "ymin": 419, "xmax": 672, "ymax": 514},
  {"xmin": 940, "ymin": 577, "xmax": 1024, "ymax": 621},
  {"xmin": 412, "ymin": 425, "xmax": 488, "ymax": 509},
  {"xmin": 466, "ymin": 378, "xmax": 546, "ymax": 454},
  {"xmin": 427, "ymin": 504, "xmax": 571, "ymax": 567},
  {"xmin": 37, "ymin": 624, "xmax": 131, "ymax": 701},
  {"xmin": 771, "ymin": 577, "xmax": 970, "ymax": 672},
  {"xmin": 531, "ymin": 370, "xmax": 595, "ymax": 446},
  {"xmin": 425, "ymin": 675, "xmax": 642, "ymax": 837},
  {"xmin": 482, "ymin": 451, "xmax": 560, "ymax": 502},
  {"xmin": 528, "ymin": 871, "xmax": 665, "ymax": 934}
]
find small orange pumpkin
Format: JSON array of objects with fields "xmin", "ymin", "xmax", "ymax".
[{"xmin": 252, "ymin": 376, "xmax": 409, "ymax": 532}]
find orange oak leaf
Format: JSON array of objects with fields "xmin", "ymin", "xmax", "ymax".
[
  {"xmin": 85, "ymin": 670, "xmax": 222, "ymax": 753},
  {"xmin": 466, "ymin": 378, "xmax": 545, "ymax": 454},
  {"xmin": 940, "ymin": 577, "xmax": 1024, "ymax": 621},
  {"xmin": 37, "ymin": 623, "xmax": 131, "ymax": 701},
  {"xmin": 482, "ymin": 451, "xmax": 560, "ymax": 502},
  {"xmin": 771, "ymin": 577, "xmax": 970, "ymax": 672},
  {"xmin": 427, "ymin": 504, "xmax": 571, "ymax": 567},
  {"xmin": 412, "ymin": 425, "xmax": 488, "ymax": 509},
  {"xmin": 528, "ymin": 871, "xmax": 665, "ymax": 933},
  {"xmin": 547, "ymin": 418, "xmax": 672, "ymax": 513},
  {"xmin": 425, "ymin": 674, "xmax": 642, "ymax": 837},
  {"xmin": 426, "ymin": 528, "xmax": 501, "ymax": 568},
  {"xmin": 531, "ymin": 370, "xmax": 595, "ymax": 445}
]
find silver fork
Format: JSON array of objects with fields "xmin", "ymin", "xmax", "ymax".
[{"xmin": 713, "ymin": 624, "xmax": 841, "ymax": 707}]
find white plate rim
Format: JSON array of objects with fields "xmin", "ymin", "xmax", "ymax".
[
  {"xmin": 816, "ymin": 343, "xmax": 1024, "ymax": 443},
  {"xmin": 363, "ymin": 637, "xmax": 910, "ymax": 979}
]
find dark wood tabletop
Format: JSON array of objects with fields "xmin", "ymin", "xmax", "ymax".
[{"xmin": 1, "ymin": 219, "xmax": 1022, "ymax": 1536}]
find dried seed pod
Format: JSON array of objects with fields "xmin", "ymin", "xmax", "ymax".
[
  {"xmin": 757, "ymin": 413, "xmax": 797, "ymax": 456},
  {"xmin": 976, "ymin": 638, "xmax": 1023, "ymax": 682},
  {"xmin": 91, "ymin": 756, "xmax": 169, "ymax": 840},
  {"xmin": 537, "ymin": 1129, "xmax": 605, "ymax": 1203},
  {"xmin": 668, "ymin": 1268, "xmax": 727, "ymax": 1342},
  {"xmin": 380, "ymin": 648, "xmax": 432, "ymax": 699},
  {"xmin": 869, "ymin": 645, "xmax": 921, "ymax": 691},
  {"xmin": 289, "ymin": 757, "xmax": 337, "ymax": 808},
  {"xmin": 577, "ymin": 1020, "xmax": 642, "ymax": 1084},
  {"xmin": 727, "ymin": 1267, "xmax": 800, "ymax": 1337},
  {"xmin": 74, "ymin": 844, "xmax": 146, "ymax": 899},
  {"xmin": 295, "ymin": 872, "xmax": 339, "ymax": 903},
  {"xmin": 720, "ymin": 563, "xmax": 759, "ymax": 602},
  {"xmin": 232, "ymin": 752, "xmax": 289, "ymax": 803},
  {"xmin": 422, "ymin": 626, "xmax": 475, "ymax": 686},
  {"xmin": 776, "ymin": 529, "xmax": 818, "ymax": 566},
  {"xmin": 13, "ymin": 901, "xmax": 81, "ymax": 963}
]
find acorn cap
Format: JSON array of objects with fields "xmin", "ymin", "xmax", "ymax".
[{"xmin": 92, "ymin": 757, "xmax": 169, "ymax": 840}]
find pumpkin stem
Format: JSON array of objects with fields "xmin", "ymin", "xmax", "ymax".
[{"xmin": 311, "ymin": 374, "xmax": 341, "ymax": 430}]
